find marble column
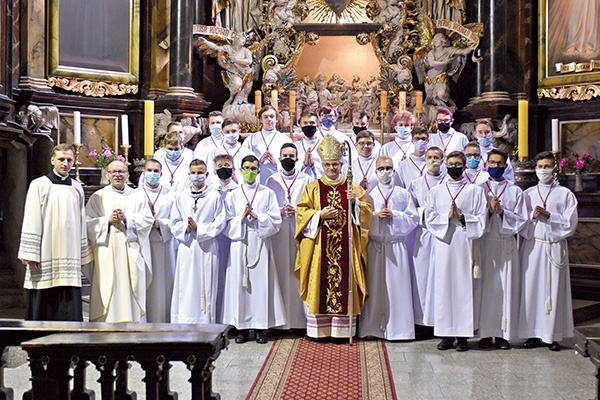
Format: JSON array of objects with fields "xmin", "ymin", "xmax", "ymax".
[
  {"xmin": 19, "ymin": 0, "xmax": 50, "ymax": 89},
  {"xmin": 479, "ymin": 0, "xmax": 511, "ymax": 101},
  {"xmin": 168, "ymin": 0, "xmax": 195, "ymax": 96}
]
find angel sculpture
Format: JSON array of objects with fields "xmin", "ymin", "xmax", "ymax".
[
  {"xmin": 414, "ymin": 32, "xmax": 475, "ymax": 108},
  {"xmin": 196, "ymin": 33, "xmax": 255, "ymax": 106}
]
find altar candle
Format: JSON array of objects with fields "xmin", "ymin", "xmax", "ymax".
[
  {"xmin": 73, "ymin": 111, "xmax": 81, "ymax": 144},
  {"xmin": 144, "ymin": 100, "xmax": 154, "ymax": 157},
  {"xmin": 271, "ymin": 90, "xmax": 278, "ymax": 110},
  {"xmin": 415, "ymin": 91, "xmax": 423, "ymax": 113},
  {"xmin": 289, "ymin": 90, "xmax": 296, "ymax": 114},
  {"xmin": 255, "ymin": 90, "xmax": 262, "ymax": 114},
  {"xmin": 398, "ymin": 91, "xmax": 406, "ymax": 112},
  {"xmin": 518, "ymin": 100, "xmax": 529, "ymax": 158},
  {"xmin": 551, "ymin": 119, "xmax": 559, "ymax": 152},
  {"xmin": 379, "ymin": 90, "xmax": 388, "ymax": 114},
  {"xmin": 121, "ymin": 114, "xmax": 129, "ymax": 146}
]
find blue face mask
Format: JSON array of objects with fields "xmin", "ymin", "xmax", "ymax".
[
  {"xmin": 144, "ymin": 172, "xmax": 160, "ymax": 186},
  {"xmin": 466, "ymin": 156, "xmax": 481, "ymax": 169},
  {"xmin": 321, "ymin": 116, "xmax": 335, "ymax": 129},
  {"xmin": 396, "ymin": 126, "xmax": 411, "ymax": 139},
  {"xmin": 487, "ymin": 166, "xmax": 505, "ymax": 180},
  {"xmin": 209, "ymin": 124, "xmax": 222, "ymax": 139},
  {"xmin": 477, "ymin": 136, "xmax": 492, "ymax": 147},
  {"xmin": 166, "ymin": 149, "xmax": 181, "ymax": 162}
]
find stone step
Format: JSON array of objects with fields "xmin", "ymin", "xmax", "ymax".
[
  {"xmin": 0, "ymin": 269, "xmax": 19, "ymax": 288},
  {"xmin": 573, "ymin": 299, "xmax": 600, "ymax": 324},
  {"xmin": 0, "ymin": 287, "xmax": 24, "ymax": 310}
]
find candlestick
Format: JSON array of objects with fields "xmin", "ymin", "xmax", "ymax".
[
  {"xmin": 73, "ymin": 111, "xmax": 81, "ymax": 144},
  {"xmin": 518, "ymin": 100, "xmax": 529, "ymax": 159},
  {"xmin": 289, "ymin": 90, "xmax": 296, "ymax": 114},
  {"xmin": 415, "ymin": 91, "xmax": 423, "ymax": 114},
  {"xmin": 120, "ymin": 145, "xmax": 134, "ymax": 186},
  {"xmin": 255, "ymin": 90, "xmax": 262, "ymax": 115},
  {"xmin": 551, "ymin": 119, "xmax": 559, "ymax": 153},
  {"xmin": 398, "ymin": 91, "xmax": 406, "ymax": 112},
  {"xmin": 379, "ymin": 90, "xmax": 388, "ymax": 114},
  {"xmin": 144, "ymin": 100, "xmax": 154, "ymax": 158},
  {"xmin": 72, "ymin": 143, "xmax": 85, "ymax": 185},
  {"xmin": 121, "ymin": 114, "xmax": 129, "ymax": 146},
  {"xmin": 271, "ymin": 90, "xmax": 278, "ymax": 110}
]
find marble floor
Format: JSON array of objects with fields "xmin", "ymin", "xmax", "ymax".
[{"xmin": 2, "ymin": 330, "xmax": 598, "ymax": 400}]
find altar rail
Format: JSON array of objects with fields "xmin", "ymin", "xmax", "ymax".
[{"xmin": 0, "ymin": 319, "xmax": 230, "ymax": 400}]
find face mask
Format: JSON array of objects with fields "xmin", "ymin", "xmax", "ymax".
[
  {"xmin": 321, "ymin": 116, "xmax": 335, "ymax": 129},
  {"xmin": 447, "ymin": 166, "xmax": 463, "ymax": 180},
  {"xmin": 209, "ymin": 124, "xmax": 223, "ymax": 139},
  {"xmin": 224, "ymin": 133, "xmax": 239, "ymax": 145},
  {"xmin": 466, "ymin": 156, "xmax": 481, "ymax": 169},
  {"xmin": 280, "ymin": 157, "xmax": 296, "ymax": 172},
  {"xmin": 189, "ymin": 173, "xmax": 206, "ymax": 186},
  {"xmin": 302, "ymin": 125, "xmax": 317, "ymax": 138},
  {"xmin": 376, "ymin": 169, "xmax": 394, "ymax": 184},
  {"xmin": 166, "ymin": 150, "xmax": 181, "ymax": 162},
  {"xmin": 144, "ymin": 172, "xmax": 160, "ymax": 186},
  {"xmin": 216, "ymin": 167, "xmax": 233, "ymax": 180},
  {"xmin": 242, "ymin": 169, "xmax": 258, "ymax": 184},
  {"xmin": 536, "ymin": 169, "xmax": 554, "ymax": 184},
  {"xmin": 414, "ymin": 139, "xmax": 428, "ymax": 153},
  {"xmin": 426, "ymin": 159, "xmax": 441, "ymax": 175},
  {"xmin": 353, "ymin": 126, "xmax": 367, "ymax": 135},
  {"xmin": 488, "ymin": 166, "xmax": 505, "ymax": 180},
  {"xmin": 396, "ymin": 126, "xmax": 411, "ymax": 139},
  {"xmin": 438, "ymin": 122, "xmax": 451, "ymax": 133},
  {"xmin": 477, "ymin": 136, "xmax": 492, "ymax": 147}
]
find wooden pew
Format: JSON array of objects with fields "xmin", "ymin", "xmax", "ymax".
[{"xmin": 0, "ymin": 319, "xmax": 230, "ymax": 400}]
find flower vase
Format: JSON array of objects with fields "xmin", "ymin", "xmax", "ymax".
[
  {"xmin": 574, "ymin": 172, "xmax": 584, "ymax": 193},
  {"xmin": 100, "ymin": 168, "xmax": 110, "ymax": 185}
]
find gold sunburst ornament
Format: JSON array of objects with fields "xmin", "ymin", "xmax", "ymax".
[{"xmin": 307, "ymin": 0, "xmax": 369, "ymax": 23}]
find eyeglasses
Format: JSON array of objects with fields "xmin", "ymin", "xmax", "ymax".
[
  {"xmin": 487, "ymin": 160, "xmax": 506, "ymax": 167},
  {"xmin": 447, "ymin": 163, "xmax": 464, "ymax": 168},
  {"xmin": 465, "ymin": 154, "xmax": 480, "ymax": 158},
  {"xmin": 323, "ymin": 162, "xmax": 341, "ymax": 169},
  {"xmin": 108, "ymin": 170, "xmax": 128, "ymax": 175},
  {"xmin": 242, "ymin": 167, "xmax": 259, "ymax": 171},
  {"xmin": 357, "ymin": 142, "xmax": 374, "ymax": 147},
  {"xmin": 436, "ymin": 118, "xmax": 452, "ymax": 124},
  {"xmin": 376, "ymin": 166, "xmax": 393, "ymax": 171}
]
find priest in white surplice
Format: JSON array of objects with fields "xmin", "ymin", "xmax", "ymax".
[
  {"xmin": 351, "ymin": 130, "xmax": 379, "ymax": 191},
  {"xmin": 266, "ymin": 143, "xmax": 312, "ymax": 330},
  {"xmin": 222, "ymin": 155, "xmax": 285, "ymax": 344},
  {"xmin": 519, "ymin": 151, "xmax": 578, "ymax": 351},
  {"xmin": 86, "ymin": 161, "xmax": 154, "ymax": 322},
  {"xmin": 18, "ymin": 144, "xmax": 92, "ymax": 321},
  {"xmin": 425, "ymin": 151, "xmax": 487, "ymax": 351},
  {"xmin": 138, "ymin": 159, "xmax": 176, "ymax": 323},
  {"xmin": 170, "ymin": 160, "xmax": 226, "ymax": 324},
  {"xmin": 359, "ymin": 156, "xmax": 419, "ymax": 340},
  {"xmin": 476, "ymin": 149, "xmax": 528, "ymax": 350}
]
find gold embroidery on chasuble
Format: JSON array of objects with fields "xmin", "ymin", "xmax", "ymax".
[{"xmin": 323, "ymin": 185, "xmax": 347, "ymax": 314}]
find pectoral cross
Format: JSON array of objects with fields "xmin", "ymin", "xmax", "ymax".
[{"xmin": 170, "ymin": 179, "xmax": 174, "ymax": 186}]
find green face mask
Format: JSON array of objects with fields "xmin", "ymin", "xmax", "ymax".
[{"xmin": 242, "ymin": 169, "xmax": 258, "ymax": 184}]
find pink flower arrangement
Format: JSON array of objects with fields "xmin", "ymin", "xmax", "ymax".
[
  {"xmin": 559, "ymin": 152, "xmax": 599, "ymax": 174},
  {"xmin": 88, "ymin": 139, "xmax": 125, "ymax": 169}
]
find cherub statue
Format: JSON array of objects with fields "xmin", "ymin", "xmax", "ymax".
[
  {"xmin": 17, "ymin": 105, "xmax": 59, "ymax": 134},
  {"xmin": 196, "ymin": 33, "xmax": 255, "ymax": 105},
  {"xmin": 268, "ymin": 0, "xmax": 299, "ymax": 27}
]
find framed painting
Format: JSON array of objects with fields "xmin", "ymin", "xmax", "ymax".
[
  {"xmin": 538, "ymin": 0, "xmax": 600, "ymax": 99},
  {"xmin": 48, "ymin": 0, "xmax": 139, "ymax": 84},
  {"xmin": 560, "ymin": 119, "xmax": 600, "ymax": 159},
  {"xmin": 59, "ymin": 113, "xmax": 119, "ymax": 168}
]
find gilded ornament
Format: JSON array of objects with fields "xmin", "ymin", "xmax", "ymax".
[
  {"xmin": 317, "ymin": 135, "xmax": 344, "ymax": 161},
  {"xmin": 48, "ymin": 76, "xmax": 138, "ymax": 97}
]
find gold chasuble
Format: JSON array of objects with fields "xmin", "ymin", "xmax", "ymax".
[{"xmin": 295, "ymin": 177, "xmax": 371, "ymax": 316}]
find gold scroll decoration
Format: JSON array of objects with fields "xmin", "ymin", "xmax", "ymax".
[
  {"xmin": 537, "ymin": 84, "xmax": 600, "ymax": 101},
  {"xmin": 48, "ymin": 76, "xmax": 139, "ymax": 97}
]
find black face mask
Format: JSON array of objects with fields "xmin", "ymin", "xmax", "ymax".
[
  {"xmin": 280, "ymin": 157, "xmax": 296, "ymax": 172},
  {"xmin": 352, "ymin": 126, "xmax": 367, "ymax": 135},
  {"xmin": 302, "ymin": 125, "xmax": 317, "ymax": 138},
  {"xmin": 216, "ymin": 167, "xmax": 233, "ymax": 180},
  {"xmin": 438, "ymin": 122, "xmax": 451, "ymax": 133},
  {"xmin": 447, "ymin": 166, "xmax": 463, "ymax": 180}
]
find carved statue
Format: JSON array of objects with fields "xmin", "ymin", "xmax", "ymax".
[
  {"xmin": 268, "ymin": 0, "xmax": 300, "ymax": 27},
  {"xmin": 17, "ymin": 105, "xmax": 60, "ymax": 134}
]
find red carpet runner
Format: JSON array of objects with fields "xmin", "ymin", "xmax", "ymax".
[{"xmin": 246, "ymin": 338, "xmax": 397, "ymax": 399}]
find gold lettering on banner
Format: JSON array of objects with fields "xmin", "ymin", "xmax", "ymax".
[
  {"xmin": 192, "ymin": 24, "xmax": 236, "ymax": 40},
  {"xmin": 554, "ymin": 60, "xmax": 600, "ymax": 74},
  {"xmin": 48, "ymin": 77, "xmax": 138, "ymax": 97},
  {"xmin": 434, "ymin": 19, "xmax": 481, "ymax": 62}
]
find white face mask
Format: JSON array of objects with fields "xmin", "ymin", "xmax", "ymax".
[
  {"xmin": 376, "ymin": 169, "xmax": 394, "ymax": 184},
  {"xmin": 224, "ymin": 133, "xmax": 239, "ymax": 145},
  {"xmin": 414, "ymin": 140, "xmax": 428, "ymax": 153},
  {"xmin": 189, "ymin": 173, "xmax": 206, "ymax": 186},
  {"xmin": 536, "ymin": 169, "xmax": 554, "ymax": 184},
  {"xmin": 209, "ymin": 124, "xmax": 223, "ymax": 139}
]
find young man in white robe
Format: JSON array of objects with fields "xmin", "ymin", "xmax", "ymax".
[
  {"xmin": 380, "ymin": 111, "xmax": 416, "ymax": 166},
  {"xmin": 170, "ymin": 160, "xmax": 226, "ymax": 324},
  {"xmin": 477, "ymin": 149, "xmax": 528, "ymax": 350},
  {"xmin": 359, "ymin": 155, "xmax": 419, "ymax": 340},
  {"xmin": 265, "ymin": 143, "xmax": 312, "ymax": 330},
  {"xmin": 351, "ymin": 130, "xmax": 380, "ymax": 191},
  {"xmin": 18, "ymin": 144, "xmax": 92, "ymax": 321},
  {"xmin": 349, "ymin": 110, "xmax": 381, "ymax": 153},
  {"xmin": 519, "ymin": 151, "xmax": 578, "ymax": 351},
  {"xmin": 206, "ymin": 118, "xmax": 253, "ymax": 183},
  {"xmin": 242, "ymin": 105, "xmax": 293, "ymax": 184},
  {"xmin": 86, "ymin": 160, "xmax": 154, "ymax": 322},
  {"xmin": 464, "ymin": 141, "xmax": 490, "ymax": 185},
  {"xmin": 152, "ymin": 121, "xmax": 195, "ymax": 162},
  {"xmin": 317, "ymin": 104, "xmax": 353, "ymax": 147},
  {"xmin": 138, "ymin": 159, "xmax": 176, "ymax": 323},
  {"xmin": 424, "ymin": 151, "xmax": 487, "ymax": 351},
  {"xmin": 296, "ymin": 111, "xmax": 325, "ymax": 180},
  {"xmin": 474, "ymin": 119, "xmax": 514, "ymax": 182},
  {"xmin": 194, "ymin": 110, "xmax": 224, "ymax": 162},
  {"xmin": 153, "ymin": 131, "xmax": 194, "ymax": 192},
  {"xmin": 428, "ymin": 107, "xmax": 468, "ymax": 156},
  {"xmin": 396, "ymin": 126, "xmax": 429, "ymax": 188},
  {"xmin": 408, "ymin": 147, "xmax": 446, "ymax": 333},
  {"xmin": 222, "ymin": 155, "xmax": 286, "ymax": 343}
]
